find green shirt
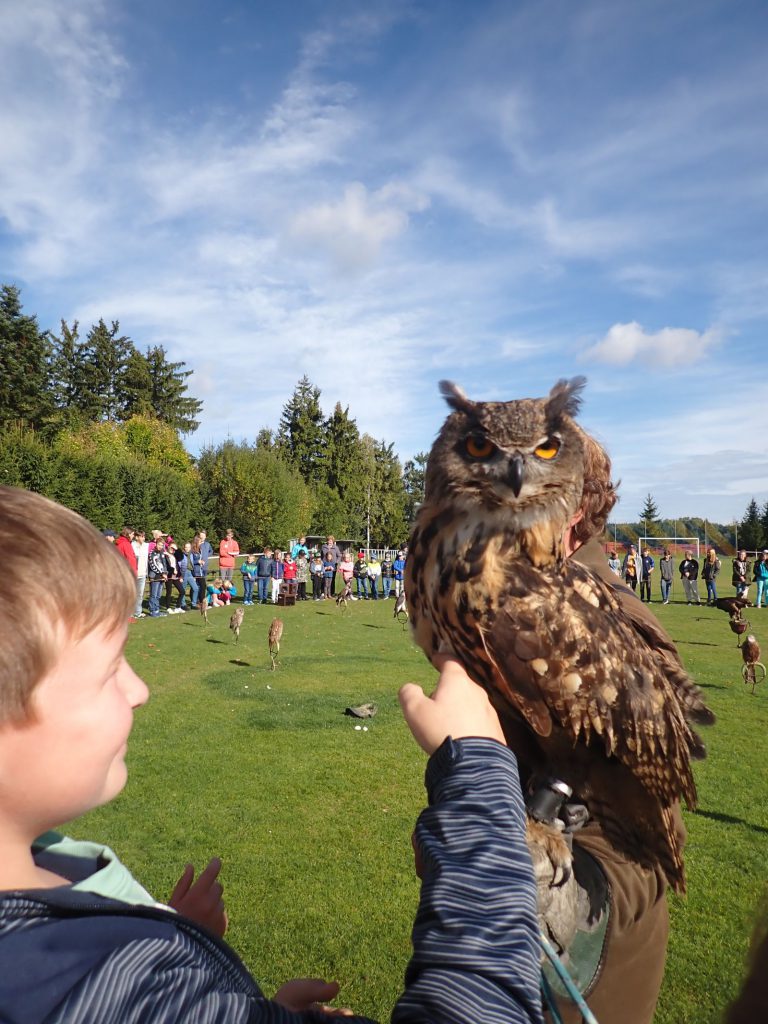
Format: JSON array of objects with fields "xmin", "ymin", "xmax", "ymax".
[{"xmin": 32, "ymin": 831, "xmax": 165, "ymax": 909}]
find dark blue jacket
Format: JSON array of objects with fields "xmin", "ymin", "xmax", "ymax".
[
  {"xmin": 0, "ymin": 741, "xmax": 542, "ymax": 1023},
  {"xmin": 256, "ymin": 555, "xmax": 274, "ymax": 578}
]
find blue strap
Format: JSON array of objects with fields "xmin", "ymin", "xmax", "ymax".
[{"xmin": 540, "ymin": 933, "xmax": 601, "ymax": 1024}]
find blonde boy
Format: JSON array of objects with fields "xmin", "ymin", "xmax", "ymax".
[{"xmin": 0, "ymin": 487, "xmax": 541, "ymax": 1023}]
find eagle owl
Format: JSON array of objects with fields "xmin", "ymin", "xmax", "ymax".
[{"xmin": 406, "ymin": 377, "xmax": 713, "ymax": 892}]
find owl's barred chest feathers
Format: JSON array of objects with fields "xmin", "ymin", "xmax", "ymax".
[{"xmin": 411, "ymin": 509, "xmax": 560, "ymax": 640}]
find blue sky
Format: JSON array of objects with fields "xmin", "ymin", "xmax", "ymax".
[{"xmin": 2, "ymin": 0, "xmax": 767, "ymax": 524}]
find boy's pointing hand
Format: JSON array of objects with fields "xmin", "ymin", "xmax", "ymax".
[{"xmin": 169, "ymin": 857, "xmax": 228, "ymax": 936}]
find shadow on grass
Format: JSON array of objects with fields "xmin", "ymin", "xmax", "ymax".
[
  {"xmin": 692, "ymin": 808, "xmax": 768, "ymax": 836},
  {"xmin": 361, "ymin": 623, "xmax": 385, "ymax": 630},
  {"xmin": 206, "ymin": 637, "xmax": 227, "ymax": 644},
  {"xmin": 674, "ymin": 639, "xmax": 720, "ymax": 647},
  {"xmin": 230, "ymin": 659, "xmax": 251, "ymax": 667}
]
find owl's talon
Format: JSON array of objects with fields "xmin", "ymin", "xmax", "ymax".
[
  {"xmin": 551, "ymin": 860, "xmax": 572, "ymax": 888},
  {"xmin": 526, "ymin": 817, "xmax": 573, "ymax": 890}
]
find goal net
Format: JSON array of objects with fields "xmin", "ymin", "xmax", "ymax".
[{"xmin": 638, "ymin": 537, "xmax": 700, "ymax": 561}]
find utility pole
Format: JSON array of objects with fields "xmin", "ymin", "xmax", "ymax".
[{"xmin": 366, "ymin": 482, "xmax": 371, "ymax": 551}]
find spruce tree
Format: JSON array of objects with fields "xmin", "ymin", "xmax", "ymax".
[
  {"xmin": 122, "ymin": 347, "xmax": 155, "ymax": 419},
  {"xmin": 740, "ymin": 498, "xmax": 764, "ymax": 552},
  {"xmin": 0, "ymin": 284, "xmax": 53, "ymax": 429},
  {"xmin": 639, "ymin": 493, "xmax": 660, "ymax": 523},
  {"xmin": 80, "ymin": 319, "xmax": 136, "ymax": 421},
  {"xmin": 276, "ymin": 376, "xmax": 324, "ymax": 483},
  {"xmin": 323, "ymin": 402, "xmax": 365, "ymax": 498},
  {"xmin": 760, "ymin": 501, "xmax": 768, "ymax": 549},
  {"xmin": 142, "ymin": 345, "xmax": 202, "ymax": 433},
  {"xmin": 368, "ymin": 439, "xmax": 408, "ymax": 546},
  {"xmin": 48, "ymin": 320, "xmax": 93, "ymax": 425}
]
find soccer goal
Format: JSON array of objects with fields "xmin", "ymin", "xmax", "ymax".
[
  {"xmin": 638, "ymin": 537, "xmax": 700, "ymax": 561},
  {"xmin": 638, "ymin": 537, "xmax": 700, "ymax": 602}
]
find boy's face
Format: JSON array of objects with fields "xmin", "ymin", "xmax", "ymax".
[{"xmin": 0, "ymin": 623, "xmax": 148, "ymax": 837}]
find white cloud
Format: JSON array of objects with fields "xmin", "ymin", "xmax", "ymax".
[
  {"xmin": 286, "ymin": 181, "xmax": 428, "ymax": 272},
  {"xmin": 583, "ymin": 321, "xmax": 725, "ymax": 367},
  {"xmin": 0, "ymin": 0, "xmax": 125, "ymax": 273}
]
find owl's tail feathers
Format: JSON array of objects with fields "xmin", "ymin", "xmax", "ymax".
[
  {"xmin": 630, "ymin": 610, "xmax": 715, "ymax": 730},
  {"xmin": 687, "ymin": 728, "xmax": 708, "ymax": 762}
]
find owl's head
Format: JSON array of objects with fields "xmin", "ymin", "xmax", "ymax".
[{"xmin": 425, "ymin": 377, "xmax": 587, "ymax": 523}]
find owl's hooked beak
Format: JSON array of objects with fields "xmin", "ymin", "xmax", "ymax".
[{"xmin": 509, "ymin": 453, "xmax": 524, "ymax": 497}]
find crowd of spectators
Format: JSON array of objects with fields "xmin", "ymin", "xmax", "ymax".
[
  {"xmin": 604, "ymin": 544, "xmax": 768, "ymax": 606},
  {"xmin": 105, "ymin": 527, "xmax": 409, "ymax": 619}
]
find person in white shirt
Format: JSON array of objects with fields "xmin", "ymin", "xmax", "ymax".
[{"xmin": 131, "ymin": 530, "xmax": 150, "ymax": 618}]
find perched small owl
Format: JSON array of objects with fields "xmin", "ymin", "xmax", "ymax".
[{"xmin": 406, "ymin": 377, "xmax": 713, "ymax": 892}]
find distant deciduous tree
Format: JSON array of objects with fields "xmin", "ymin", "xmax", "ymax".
[
  {"xmin": 198, "ymin": 440, "xmax": 311, "ymax": 550},
  {"xmin": 403, "ymin": 451, "xmax": 428, "ymax": 523}
]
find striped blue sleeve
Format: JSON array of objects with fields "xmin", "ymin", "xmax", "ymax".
[{"xmin": 392, "ymin": 738, "xmax": 544, "ymax": 1024}]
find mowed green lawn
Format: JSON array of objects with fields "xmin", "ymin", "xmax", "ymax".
[{"xmin": 73, "ymin": 590, "xmax": 768, "ymax": 1023}]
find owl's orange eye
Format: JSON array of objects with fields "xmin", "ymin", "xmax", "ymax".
[
  {"xmin": 465, "ymin": 433, "xmax": 495, "ymax": 459},
  {"xmin": 534, "ymin": 438, "xmax": 560, "ymax": 460}
]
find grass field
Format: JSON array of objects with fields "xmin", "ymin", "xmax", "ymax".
[{"xmin": 73, "ymin": 589, "xmax": 768, "ymax": 1022}]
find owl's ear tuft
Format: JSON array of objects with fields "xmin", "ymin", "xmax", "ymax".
[
  {"xmin": 439, "ymin": 380, "xmax": 476, "ymax": 415},
  {"xmin": 546, "ymin": 376, "xmax": 586, "ymax": 420}
]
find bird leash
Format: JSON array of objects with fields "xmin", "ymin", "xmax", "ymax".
[
  {"xmin": 540, "ymin": 933, "xmax": 600, "ymax": 1024},
  {"xmin": 527, "ymin": 777, "xmax": 600, "ymax": 1024}
]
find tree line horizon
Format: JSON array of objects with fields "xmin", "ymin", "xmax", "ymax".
[{"xmin": 2, "ymin": 283, "xmax": 765, "ymax": 553}]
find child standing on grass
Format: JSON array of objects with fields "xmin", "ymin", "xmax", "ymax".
[
  {"xmin": 295, "ymin": 552, "xmax": 309, "ymax": 600},
  {"xmin": 381, "ymin": 554, "xmax": 393, "ymax": 598},
  {"xmin": 256, "ymin": 546, "xmax": 274, "ymax": 604},
  {"xmin": 271, "ymin": 550, "xmax": 285, "ymax": 604},
  {"xmin": 393, "ymin": 549, "xmax": 407, "ymax": 598},
  {"xmin": 0, "ymin": 484, "xmax": 543, "ymax": 1023},
  {"xmin": 283, "ymin": 553, "xmax": 297, "ymax": 595},
  {"xmin": 311, "ymin": 553, "xmax": 324, "ymax": 600},
  {"xmin": 322, "ymin": 553, "xmax": 336, "ymax": 599},
  {"xmin": 241, "ymin": 554, "xmax": 258, "ymax": 605}
]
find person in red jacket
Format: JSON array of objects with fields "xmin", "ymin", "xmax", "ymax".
[
  {"xmin": 218, "ymin": 528, "xmax": 239, "ymax": 581},
  {"xmin": 115, "ymin": 527, "xmax": 138, "ymax": 576}
]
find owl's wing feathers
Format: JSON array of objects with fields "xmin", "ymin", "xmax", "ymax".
[{"xmin": 475, "ymin": 559, "xmax": 703, "ymax": 811}]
